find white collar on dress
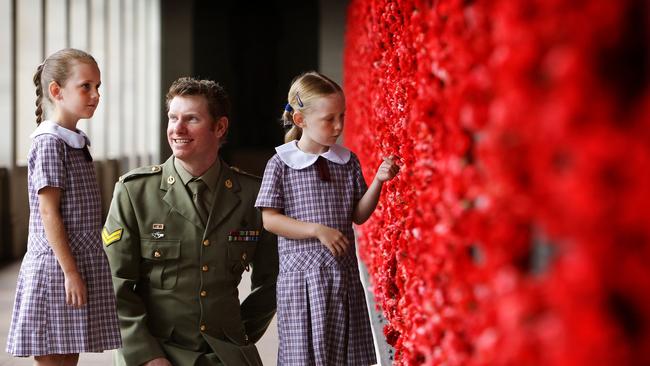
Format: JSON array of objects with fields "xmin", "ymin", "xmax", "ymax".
[
  {"xmin": 29, "ymin": 120, "xmax": 91, "ymax": 148},
  {"xmin": 276, "ymin": 140, "xmax": 351, "ymax": 169}
]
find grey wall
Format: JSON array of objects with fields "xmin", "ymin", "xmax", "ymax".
[
  {"xmin": 160, "ymin": 0, "xmax": 195, "ymax": 162},
  {"xmin": 319, "ymin": 0, "xmax": 348, "ymax": 85}
]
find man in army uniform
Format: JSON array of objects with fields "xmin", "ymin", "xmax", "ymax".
[{"xmin": 103, "ymin": 77, "xmax": 278, "ymax": 366}]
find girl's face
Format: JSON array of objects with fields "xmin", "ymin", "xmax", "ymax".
[
  {"xmin": 52, "ymin": 61, "xmax": 101, "ymax": 126},
  {"xmin": 297, "ymin": 92, "xmax": 345, "ymax": 154}
]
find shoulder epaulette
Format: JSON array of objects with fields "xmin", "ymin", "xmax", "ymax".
[
  {"xmin": 230, "ymin": 166, "xmax": 261, "ymax": 180},
  {"xmin": 119, "ymin": 165, "xmax": 162, "ymax": 182}
]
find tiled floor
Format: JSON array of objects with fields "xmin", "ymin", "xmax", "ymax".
[{"xmin": 0, "ymin": 261, "xmax": 278, "ymax": 365}]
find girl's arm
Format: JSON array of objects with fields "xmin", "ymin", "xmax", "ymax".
[
  {"xmin": 261, "ymin": 208, "xmax": 349, "ymax": 256},
  {"xmin": 39, "ymin": 186, "xmax": 87, "ymax": 307},
  {"xmin": 352, "ymin": 156, "xmax": 400, "ymax": 225}
]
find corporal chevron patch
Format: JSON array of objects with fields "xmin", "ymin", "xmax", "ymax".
[{"xmin": 102, "ymin": 227, "xmax": 123, "ymax": 246}]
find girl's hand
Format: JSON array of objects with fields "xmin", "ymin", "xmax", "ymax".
[
  {"xmin": 375, "ymin": 156, "xmax": 400, "ymax": 183},
  {"xmin": 314, "ymin": 224, "xmax": 350, "ymax": 256},
  {"xmin": 64, "ymin": 271, "xmax": 87, "ymax": 307}
]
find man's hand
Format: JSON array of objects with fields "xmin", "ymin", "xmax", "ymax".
[{"xmin": 143, "ymin": 357, "xmax": 173, "ymax": 366}]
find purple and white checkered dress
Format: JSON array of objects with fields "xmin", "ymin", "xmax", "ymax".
[
  {"xmin": 6, "ymin": 133, "xmax": 122, "ymax": 356},
  {"xmin": 256, "ymin": 150, "xmax": 377, "ymax": 366}
]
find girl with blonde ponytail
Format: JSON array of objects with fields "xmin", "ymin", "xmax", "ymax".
[{"xmin": 256, "ymin": 71, "xmax": 400, "ymax": 365}]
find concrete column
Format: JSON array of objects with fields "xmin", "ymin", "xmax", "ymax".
[{"xmin": 159, "ymin": 0, "xmax": 194, "ymax": 162}]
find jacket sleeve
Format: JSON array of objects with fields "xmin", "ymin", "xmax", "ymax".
[
  {"xmin": 103, "ymin": 181, "xmax": 166, "ymax": 365},
  {"xmin": 240, "ymin": 225, "xmax": 279, "ymax": 343}
]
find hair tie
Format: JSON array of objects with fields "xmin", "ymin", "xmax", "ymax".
[
  {"xmin": 295, "ymin": 92, "xmax": 304, "ymax": 107},
  {"xmin": 284, "ymin": 103, "xmax": 293, "ymax": 112}
]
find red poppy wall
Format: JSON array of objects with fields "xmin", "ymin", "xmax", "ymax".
[{"xmin": 344, "ymin": 0, "xmax": 650, "ymax": 365}]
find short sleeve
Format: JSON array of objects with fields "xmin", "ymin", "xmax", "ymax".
[
  {"xmin": 255, "ymin": 155, "xmax": 285, "ymax": 209},
  {"xmin": 29, "ymin": 135, "xmax": 66, "ymax": 192},
  {"xmin": 351, "ymin": 153, "xmax": 368, "ymax": 203}
]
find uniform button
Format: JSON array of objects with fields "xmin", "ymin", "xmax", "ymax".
[
  {"xmin": 200, "ymin": 324, "xmax": 206, "ymax": 331},
  {"xmin": 200, "ymin": 290, "xmax": 207, "ymax": 297},
  {"xmin": 202, "ymin": 265, "xmax": 209, "ymax": 272},
  {"xmin": 203, "ymin": 239, "xmax": 210, "ymax": 247},
  {"xmin": 153, "ymin": 250, "xmax": 161, "ymax": 258}
]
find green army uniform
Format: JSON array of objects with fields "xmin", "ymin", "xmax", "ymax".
[{"xmin": 103, "ymin": 156, "xmax": 278, "ymax": 366}]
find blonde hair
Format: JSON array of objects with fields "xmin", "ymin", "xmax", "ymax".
[
  {"xmin": 282, "ymin": 71, "xmax": 343, "ymax": 143},
  {"xmin": 33, "ymin": 48, "xmax": 97, "ymax": 124}
]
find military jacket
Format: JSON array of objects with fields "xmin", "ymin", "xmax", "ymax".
[{"xmin": 103, "ymin": 157, "xmax": 278, "ymax": 366}]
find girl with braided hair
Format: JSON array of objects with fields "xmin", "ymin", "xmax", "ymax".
[{"xmin": 6, "ymin": 48, "xmax": 121, "ymax": 365}]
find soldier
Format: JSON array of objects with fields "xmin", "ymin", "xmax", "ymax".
[{"xmin": 103, "ymin": 77, "xmax": 278, "ymax": 366}]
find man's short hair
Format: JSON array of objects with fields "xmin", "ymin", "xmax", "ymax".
[{"xmin": 166, "ymin": 77, "xmax": 231, "ymax": 120}]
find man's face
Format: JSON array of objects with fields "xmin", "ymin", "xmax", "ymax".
[{"xmin": 167, "ymin": 95, "xmax": 227, "ymax": 165}]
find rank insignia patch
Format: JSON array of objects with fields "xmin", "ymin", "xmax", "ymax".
[{"xmin": 102, "ymin": 228, "xmax": 123, "ymax": 246}]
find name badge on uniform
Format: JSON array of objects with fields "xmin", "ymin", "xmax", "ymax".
[
  {"xmin": 228, "ymin": 230, "xmax": 260, "ymax": 242},
  {"xmin": 151, "ymin": 223, "xmax": 165, "ymax": 239}
]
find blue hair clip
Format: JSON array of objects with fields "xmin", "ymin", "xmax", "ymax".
[
  {"xmin": 284, "ymin": 103, "xmax": 293, "ymax": 112},
  {"xmin": 295, "ymin": 92, "xmax": 304, "ymax": 108}
]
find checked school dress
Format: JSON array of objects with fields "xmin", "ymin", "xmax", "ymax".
[
  {"xmin": 255, "ymin": 141, "xmax": 377, "ymax": 365},
  {"xmin": 6, "ymin": 121, "xmax": 122, "ymax": 356}
]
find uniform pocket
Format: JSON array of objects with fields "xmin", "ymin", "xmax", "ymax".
[
  {"xmin": 204, "ymin": 334, "xmax": 263, "ymax": 366},
  {"xmin": 141, "ymin": 239, "xmax": 181, "ymax": 289},
  {"xmin": 150, "ymin": 321, "xmax": 174, "ymax": 340},
  {"xmin": 227, "ymin": 242, "xmax": 257, "ymax": 274}
]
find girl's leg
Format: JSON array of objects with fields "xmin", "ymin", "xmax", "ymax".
[
  {"xmin": 62, "ymin": 353, "xmax": 79, "ymax": 366},
  {"xmin": 34, "ymin": 353, "xmax": 79, "ymax": 366},
  {"xmin": 34, "ymin": 354, "xmax": 64, "ymax": 366}
]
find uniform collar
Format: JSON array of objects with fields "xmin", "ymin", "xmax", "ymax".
[
  {"xmin": 173, "ymin": 158, "xmax": 221, "ymax": 192},
  {"xmin": 160, "ymin": 156, "xmax": 241, "ymax": 232},
  {"xmin": 276, "ymin": 140, "xmax": 351, "ymax": 169},
  {"xmin": 29, "ymin": 120, "xmax": 90, "ymax": 148}
]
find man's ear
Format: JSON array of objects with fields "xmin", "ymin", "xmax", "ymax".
[
  {"xmin": 214, "ymin": 116, "xmax": 229, "ymax": 138},
  {"xmin": 48, "ymin": 81, "xmax": 61, "ymax": 101},
  {"xmin": 293, "ymin": 111, "xmax": 305, "ymax": 128}
]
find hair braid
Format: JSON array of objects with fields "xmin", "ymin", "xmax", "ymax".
[{"xmin": 33, "ymin": 63, "xmax": 45, "ymax": 125}]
